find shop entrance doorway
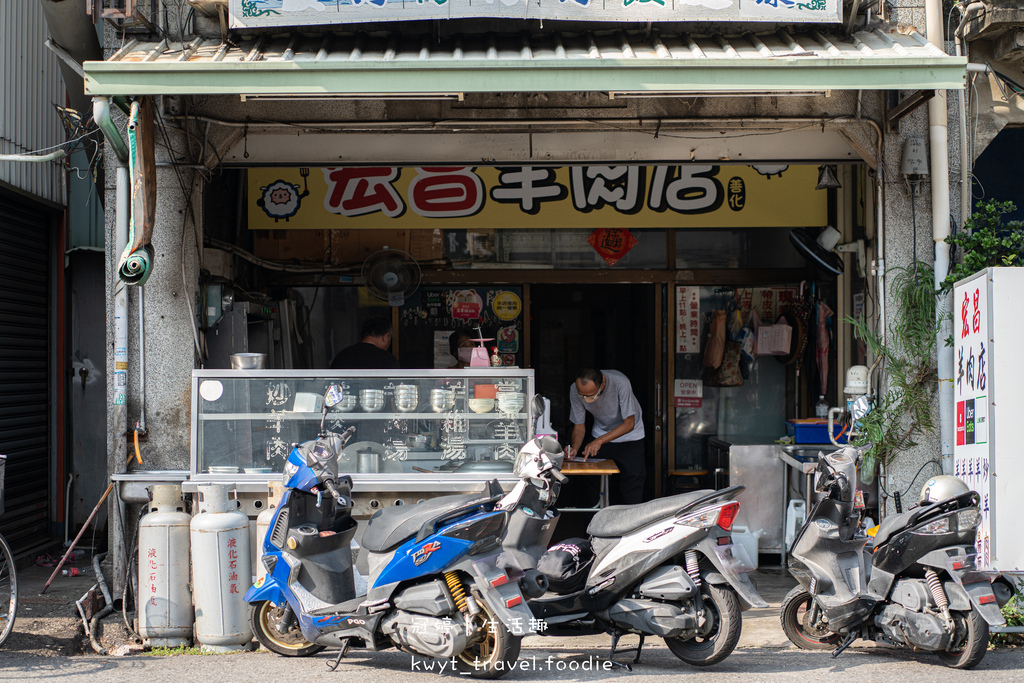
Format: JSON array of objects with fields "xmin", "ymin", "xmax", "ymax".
[{"xmin": 530, "ymin": 284, "xmax": 660, "ymax": 502}]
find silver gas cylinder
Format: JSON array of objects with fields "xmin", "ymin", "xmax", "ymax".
[
  {"xmin": 190, "ymin": 484, "xmax": 252, "ymax": 651},
  {"xmin": 138, "ymin": 485, "xmax": 193, "ymax": 647}
]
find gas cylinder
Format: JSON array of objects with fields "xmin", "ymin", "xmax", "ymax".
[
  {"xmin": 255, "ymin": 482, "xmax": 284, "ymax": 582},
  {"xmin": 190, "ymin": 484, "xmax": 252, "ymax": 651},
  {"xmin": 138, "ymin": 485, "xmax": 193, "ymax": 647}
]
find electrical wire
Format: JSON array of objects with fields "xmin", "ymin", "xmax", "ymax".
[
  {"xmin": 876, "ymin": 458, "xmax": 942, "ymax": 499},
  {"xmin": 0, "ymin": 129, "xmax": 102, "ymax": 158},
  {"xmin": 153, "ymin": 101, "xmax": 205, "ymax": 361}
]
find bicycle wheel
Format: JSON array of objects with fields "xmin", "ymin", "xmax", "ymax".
[{"xmin": 0, "ymin": 532, "xmax": 16, "ymax": 647}]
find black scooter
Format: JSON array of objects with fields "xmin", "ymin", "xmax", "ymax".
[{"xmin": 781, "ymin": 445, "xmax": 1014, "ymax": 669}]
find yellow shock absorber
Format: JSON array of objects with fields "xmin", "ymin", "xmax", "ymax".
[{"xmin": 445, "ymin": 571, "xmax": 469, "ymax": 613}]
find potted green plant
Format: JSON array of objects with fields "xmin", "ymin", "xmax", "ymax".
[{"xmin": 941, "ymin": 199, "xmax": 1024, "ymax": 293}]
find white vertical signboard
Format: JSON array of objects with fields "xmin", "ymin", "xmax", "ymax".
[
  {"xmin": 676, "ymin": 286, "xmax": 701, "ymax": 354},
  {"xmin": 953, "ymin": 273, "xmax": 990, "ymax": 567}
]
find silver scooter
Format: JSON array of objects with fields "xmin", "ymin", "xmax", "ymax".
[
  {"xmin": 781, "ymin": 444, "xmax": 1014, "ymax": 669},
  {"xmin": 496, "ymin": 437, "xmax": 768, "ymax": 670}
]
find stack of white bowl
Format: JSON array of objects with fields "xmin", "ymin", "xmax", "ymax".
[{"xmin": 497, "ymin": 392, "xmax": 525, "ymax": 414}]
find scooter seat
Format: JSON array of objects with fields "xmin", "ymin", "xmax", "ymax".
[
  {"xmin": 869, "ymin": 509, "xmax": 916, "ymax": 548},
  {"xmin": 587, "ymin": 490, "xmax": 715, "ymax": 538},
  {"xmin": 360, "ymin": 493, "xmax": 487, "ymax": 553}
]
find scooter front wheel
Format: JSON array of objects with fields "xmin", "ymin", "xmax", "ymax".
[
  {"xmin": 665, "ymin": 583, "xmax": 742, "ymax": 667},
  {"xmin": 250, "ymin": 601, "xmax": 324, "ymax": 657},
  {"xmin": 779, "ymin": 586, "xmax": 841, "ymax": 650},
  {"xmin": 936, "ymin": 609, "xmax": 988, "ymax": 669}
]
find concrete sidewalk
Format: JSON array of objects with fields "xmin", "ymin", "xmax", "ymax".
[{"xmin": 4, "ymin": 558, "xmax": 799, "ymax": 657}]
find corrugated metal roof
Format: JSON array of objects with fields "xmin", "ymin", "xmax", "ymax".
[
  {"xmin": 84, "ymin": 28, "xmax": 965, "ymax": 96},
  {"xmin": 1, "ymin": 2, "xmax": 67, "ymax": 205}
]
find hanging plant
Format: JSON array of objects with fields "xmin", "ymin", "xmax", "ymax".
[{"xmin": 848, "ymin": 263, "xmax": 939, "ymax": 480}]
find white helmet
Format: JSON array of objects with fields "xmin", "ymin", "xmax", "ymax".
[
  {"xmin": 513, "ymin": 436, "xmax": 564, "ymax": 479},
  {"xmin": 919, "ymin": 475, "xmax": 971, "ymax": 505}
]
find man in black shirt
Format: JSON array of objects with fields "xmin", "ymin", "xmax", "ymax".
[{"xmin": 330, "ymin": 315, "xmax": 400, "ymax": 369}]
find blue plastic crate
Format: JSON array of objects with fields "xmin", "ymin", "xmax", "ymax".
[{"xmin": 786, "ymin": 420, "xmax": 849, "ymax": 444}]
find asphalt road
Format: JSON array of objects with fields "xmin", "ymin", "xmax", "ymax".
[{"xmin": 1, "ymin": 641, "xmax": 1022, "ymax": 682}]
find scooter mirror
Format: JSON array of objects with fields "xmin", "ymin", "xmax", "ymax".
[
  {"xmin": 532, "ymin": 394, "xmax": 544, "ymax": 418},
  {"xmin": 324, "ymin": 384, "xmax": 344, "ymax": 409}
]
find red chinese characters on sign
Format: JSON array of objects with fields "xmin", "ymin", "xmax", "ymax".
[
  {"xmin": 227, "ymin": 537, "xmax": 239, "ymax": 597},
  {"xmin": 408, "ymin": 168, "xmax": 484, "ymax": 218},
  {"xmin": 676, "ymin": 287, "xmax": 701, "ymax": 354},
  {"xmin": 146, "ymin": 546, "xmax": 158, "ymax": 606},
  {"xmin": 323, "ymin": 167, "xmax": 405, "ymax": 217},
  {"xmin": 587, "ymin": 228, "xmax": 638, "ymax": 266}
]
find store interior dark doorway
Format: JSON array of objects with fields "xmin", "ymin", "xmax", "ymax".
[{"xmin": 530, "ymin": 283, "xmax": 658, "ymax": 502}]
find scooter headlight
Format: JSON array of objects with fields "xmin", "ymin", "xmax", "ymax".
[
  {"xmin": 513, "ymin": 450, "xmax": 536, "ymax": 478},
  {"xmin": 283, "ymin": 459, "xmax": 300, "ymax": 482}
]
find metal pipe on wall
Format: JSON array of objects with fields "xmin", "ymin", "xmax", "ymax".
[
  {"xmin": 925, "ymin": 0, "xmax": 955, "ymax": 475},
  {"xmin": 94, "ymin": 96, "xmax": 132, "ymax": 590},
  {"xmin": 138, "ymin": 286, "xmax": 147, "ymax": 435}
]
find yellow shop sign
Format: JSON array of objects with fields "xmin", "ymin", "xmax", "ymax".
[{"xmin": 249, "ymin": 165, "xmax": 827, "ymax": 231}]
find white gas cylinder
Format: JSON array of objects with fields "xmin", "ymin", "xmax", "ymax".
[
  {"xmin": 138, "ymin": 485, "xmax": 194, "ymax": 647},
  {"xmin": 255, "ymin": 482, "xmax": 284, "ymax": 582},
  {"xmin": 190, "ymin": 484, "xmax": 253, "ymax": 651}
]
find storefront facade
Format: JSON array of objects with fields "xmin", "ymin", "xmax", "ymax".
[{"xmin": 84, "ymin": 3, "xmax": 966, "ymax": 581}]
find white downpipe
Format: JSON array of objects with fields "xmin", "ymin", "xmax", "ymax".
[
  {"xmin": 926, "ymin": 0, "xmax": 954, "ymax": 474},
  {"xmin": 95, "ymin": 96, "xmax": 132, "ymax": 595},
  {"xmin": 93, "ymin": 97, "xmax": 130, "ymax": 476}
]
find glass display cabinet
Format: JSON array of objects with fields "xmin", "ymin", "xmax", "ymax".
[{"xmin": 190, "ymin": 369, "xmax": 535, "ymax": 496}]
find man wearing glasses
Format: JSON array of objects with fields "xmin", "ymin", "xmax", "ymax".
[{"xmin": 567, "ymin": 368, "xmax": 646, "ymax": 504}]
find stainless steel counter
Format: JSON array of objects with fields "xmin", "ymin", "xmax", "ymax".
[{"xmin": 728, "ymin": 443, "xmax": 785, "ymax": 554}]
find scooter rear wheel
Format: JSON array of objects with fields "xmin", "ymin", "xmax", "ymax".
[
  {"xmin": 779, "ymin": 586, "xmax": 841, "ymax": 650},
  {"xmin": 454, "ymin": 598, "xmax": 521, "ymax": 679},
  {"xmin": 936, "ymin": 609, "xmax": 988, "ymax": 670},
  {"xmin": 250, "ymin": 601, "xmax": 324, "ymax": 657},
  {"xmin": 665, "ymin": 583, "xmax": 742, "ymax": 667}
]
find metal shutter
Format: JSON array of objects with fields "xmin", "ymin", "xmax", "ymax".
[{"xmin": 0, "ymin": 197, "xmax": 51, "ymax": 553}]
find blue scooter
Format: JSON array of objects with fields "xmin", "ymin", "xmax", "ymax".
[{"xmin": 245, "ymin": 385, "xmax": 540, "ymax": 678}]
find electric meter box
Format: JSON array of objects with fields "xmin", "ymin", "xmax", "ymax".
[{"xmin": 953, "ymin": 267, "xmax": 1024, "ymax": 571}]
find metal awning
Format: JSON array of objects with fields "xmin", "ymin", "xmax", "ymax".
[{"xmin": 84, "ymin": 28, "xmax": 965, "ymax": 97}]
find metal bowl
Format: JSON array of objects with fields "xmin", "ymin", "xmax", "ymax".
[
  {"xmin": 333, "ymin": 394, "xmax": 358, "ymax": 412},
  {"xmin": 230, "ymin": 352, "xmax": 267, "ymax": 370},
  {"xmin": 454, "ymin": 460, "xmax": 515, "ymax": 473},
  {"xmin": 394, "ymin": 385, "xmax": 419, "ymax": 412},
  {"xmin": 361, "ymin": 398, "xmax": 385, "ymax": 412}
]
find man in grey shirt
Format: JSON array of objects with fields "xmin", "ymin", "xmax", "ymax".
[{"xmin": 568, "ymin": 368, "xmax": 646, "ymax": 504}]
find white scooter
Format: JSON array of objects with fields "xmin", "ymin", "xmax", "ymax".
[{"xmin": 496, "ymin": 437, "xmax": 768, "ymax": 670}]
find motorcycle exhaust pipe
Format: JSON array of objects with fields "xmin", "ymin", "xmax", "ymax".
[{"xmin": 519, "ymin": 569, "xmax": 548, "ymax": 598}]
